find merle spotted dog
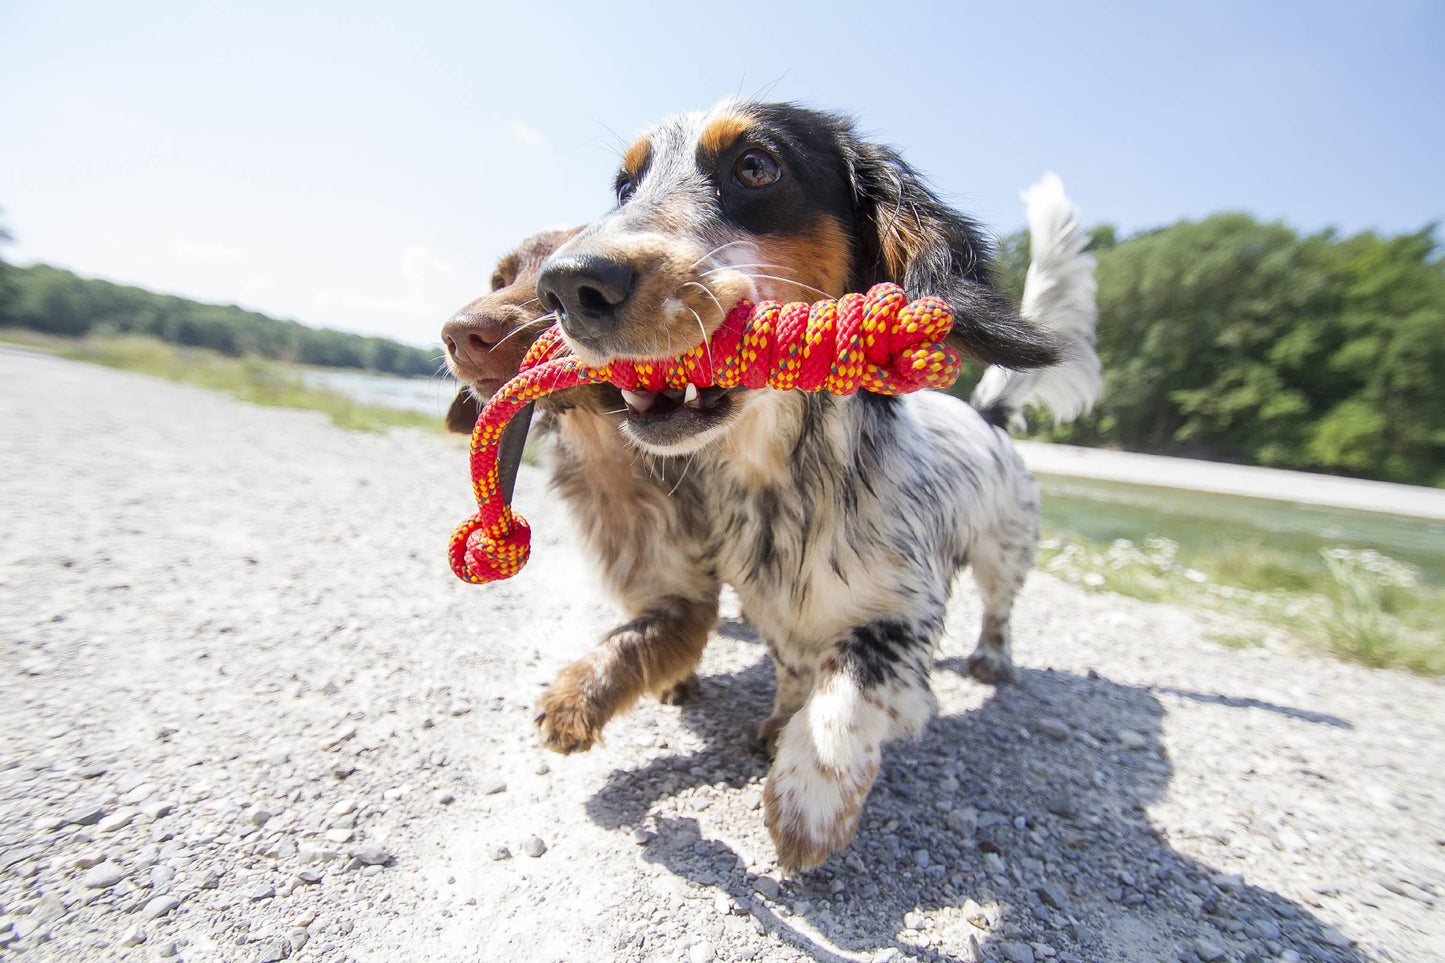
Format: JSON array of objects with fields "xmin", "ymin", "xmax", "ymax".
[{"xmin": 449, "ymin": 102, "xmax": 1100, "ymax": 873}]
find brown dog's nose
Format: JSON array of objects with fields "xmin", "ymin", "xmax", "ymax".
[
  {"xmin": 442, "ymin": 314, "xmax": 508, "ymax": 369},
  {"xmin": 536, "ymin": 253, "xmax": 635, "ymax": 344}
]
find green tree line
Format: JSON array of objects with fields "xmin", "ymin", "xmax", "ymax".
[
  {"xmin": 984, "ymin": 215, "xmax": 1445, "ymax": 488},
  {"xmin": 2, "ymin": 211, "xmax": 1440, "ymax": 485},
  {"xmin": 0, "ymin": 257, "xmax": 439, "ymax": 377}
]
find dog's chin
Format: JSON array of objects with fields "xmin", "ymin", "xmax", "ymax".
[{"xmin": 618, "ymin": 385, "xmax": 739, "ymax": 455}]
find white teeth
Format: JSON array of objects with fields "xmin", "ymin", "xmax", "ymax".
[
  {"xmin": 620, "ymin": 389, "xmax": 656, "ymax": 413},
  {"xmin": 683, "ymin": 384, "xmax": 699, "ymax": 406}
]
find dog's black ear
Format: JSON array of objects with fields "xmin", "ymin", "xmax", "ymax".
[
  {"xmin": 445, "ymin": 387, "xmax": 481, "ymax": 435},
  {"xmin": 847, "ymin": 141, "xmax": 1060, "ymax": 370}
]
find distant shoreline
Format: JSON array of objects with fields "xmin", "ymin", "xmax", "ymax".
[{"xmin": 1018, "ymin": 440, "xmax": 1445, "ymax": 521}]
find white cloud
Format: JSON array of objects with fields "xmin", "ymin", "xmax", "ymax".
[
  {"xmin": 509, "ymin": 121, "xmax": 545, "ymax": 148},
  {"xmin": 399, "ymin": 245, "xmax": 455, "ymax": 283},
  {"xmin": 168, "ymin": 238, "xmax": 245, "ymax": 264}
]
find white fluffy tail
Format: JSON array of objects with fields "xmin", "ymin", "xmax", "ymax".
[{"xmin": 971, "ymin": 172, "xmax": 1102, "ymax": 432}]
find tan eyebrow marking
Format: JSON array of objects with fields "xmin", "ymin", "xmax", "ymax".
[
  {"xmin": 622, "ymin": 136, "xmax": 651, "ymax": 176},
  {"xmin": 698, "ymin": 111, "xmax": 755, "ymax": 155}
]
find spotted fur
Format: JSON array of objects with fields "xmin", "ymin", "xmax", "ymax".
[{"xmin": 465, "ymin": 103, "xmax": 1100, "ymax": 873}]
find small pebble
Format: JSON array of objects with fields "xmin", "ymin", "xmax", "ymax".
[
  {"xmin": 1045, "ymin": 793, "xmax": 1078, "ymax": 818},
  {"xmin": 247, "ymin": 883, "xmax": 276, "ymax": 901},
  {"xmin": 120, "ymin": 783, "xmax": 156, "ymax": 805},
  {"xmin": 82, "ymin": 863, "xmax": 128, "ymax": 888},
  {"xmin": 354, "ymin": 844, "xmax": 393, "ymax": 866},
  {"xmin": 66, "ymin": 806, "xmax": 107, "ymax": 827},
  {"xmin": 98, "ymin": 810, "xmax": 135, "ymax": 833},
  {"xmin": 945, "ymin": 807, "xmax": 978, "ymax": 837},
  {"xmin": 254, "ymin": 940, "xmax": 291, "ymax": 962},
  {"xmin": 139, "ymin": 895, "xmax": 181, "ymax": 920},
  {"xmin": 689, "ymin": 941, "xmax": 717, "ymax": 963},
  {"xmin": 752, "ymin": 877, "xmax": 780, "ymax": 900},
  {"xmin": 1000, "ymin": 942, "xmax": 1036, "ymax": 963},
  {"xmin": 1035, "ymin": 882, "xmax": 1068, "ymax": 909},
  {"xmin": 489, "ymin": 846, "xmax": 512, "ymax": 861},
  {"xmin": 521, "ymin": 836, "xmax": 547, "ymax": 858},
  {"xmin": 482, "ymin": 779, "xmax": 507, "ymax": 795},
  {"xmin": 1194, "ymin": 938, "xmax": 1226, "ymax": 962},
  {"xmin": 1033, "ymin": 717, "xmax": 1070, "ymax": 741},
  {"xmin": 1118, "ymin": 730, "xmax": 1148, "ymax": 751}
]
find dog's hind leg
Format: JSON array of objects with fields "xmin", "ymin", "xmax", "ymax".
[
  {"xmin": 964, "ymin": 481, "xmax": 1040, "ymax": 685},
  {"xmin": 763, "ymin": 619, "xmax": 938, "ymax": 874},
  {"xmin": 658, "ymin": 673, "xmax": 701, "ymax": 706},
  {"xmin": 535, "ymin": 593, "xmax": 718, "ymax": 754}
]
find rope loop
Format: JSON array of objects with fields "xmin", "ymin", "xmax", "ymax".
[{"xmin": 449, "ymin": 283, "xmax": 962, "ymax": 584}]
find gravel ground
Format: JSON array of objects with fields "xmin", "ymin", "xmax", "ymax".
[{"xmin": 2, "ymin": 348, "xmax": 1443, "ymax": 963}]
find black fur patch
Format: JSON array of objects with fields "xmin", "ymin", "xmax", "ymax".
[{"xmin": 836, "ymin": 619, "xmax": 925, "ymax": 689}]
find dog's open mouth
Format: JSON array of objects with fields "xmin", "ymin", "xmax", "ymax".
[{"xmin": 618, "ymin": 384, "xmax": 735, "ymax": 448}]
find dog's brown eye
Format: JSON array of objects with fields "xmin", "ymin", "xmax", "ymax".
[
  {"xmin": 733, "ymin": 149, "xmax": 780, "ymax": 189},
  {"xmin": 616, "ymin": 178, "xmax": 637, "ymax": 204},
  {"xmin": 490, "ymin": 273, "xmax": 506, "ymax": 292}
]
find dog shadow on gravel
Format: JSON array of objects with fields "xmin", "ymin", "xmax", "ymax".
[{"xmin": 585, "ymin": 620, "xmax": 1367, "ymax": 963}]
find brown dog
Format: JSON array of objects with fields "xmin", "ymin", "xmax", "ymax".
[
  {"xmin": 441, "ymin": 228, "xmax": 578, "ymax": 433},
  {"xmin": 441, "ymin": 229, "xmax": 711, "ymax": 712}
]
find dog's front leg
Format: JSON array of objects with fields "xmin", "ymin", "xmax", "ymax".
[
  {"xmin": 535, "ymin": 594, "xmax": 718, "ymax": 754},
  {"xmin": 763, "ymin": 620, "xmax": 937, "ymax": 874},
  {"xmin": 756, "ymin": 652, "xmax": 813, "ymax": 756}
]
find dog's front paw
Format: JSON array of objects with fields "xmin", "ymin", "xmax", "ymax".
[
  {"xmin": 965, "ymin": 648, "xmax": 1017, "ymax": 685},
  {"xmin": 762, "ymin": 731, "xmax": 879, "ymax": 875},
  {"xmin": 534, "ymin": 666, "xmax": 607, "ymax": 754}
]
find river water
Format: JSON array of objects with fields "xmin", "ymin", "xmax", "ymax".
[{"xmin": 302, "ymin": 369, "xmax": 460, "ymax": 417}]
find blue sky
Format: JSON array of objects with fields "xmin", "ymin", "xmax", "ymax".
[{"xmin": 2, "ymin": 1, "xmax": 1441, "ymax": 346}]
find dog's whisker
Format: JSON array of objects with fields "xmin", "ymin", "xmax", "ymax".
[
  {"xmin": 682, "ymin": 280, "xmax": 726, "ymax": 319},
  {"xmin": 688, "ymin": 240, "xmax": 753, "ymax": 271},
  {"xmin": 699, "ymin": 262, "xmax": 799, "ymax": 276},
  {"xmin": 687, "ymin": 306, "xmax": 715, "ymax": 378},
  {"xmin": 667, "ymin": 452, "xmax": 696, "ymax": 498},
  {"xmin": 729, "ymin": 273, "xmax": 832, "ymax": 301},
  {"xmin": 490, "ymin": 312, "xmax": 557, "ymax": 351}
]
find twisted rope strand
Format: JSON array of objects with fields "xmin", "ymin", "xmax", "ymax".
[{"xmin": 450, "ymin": 282, "xmax": 961, "ymax": 584}]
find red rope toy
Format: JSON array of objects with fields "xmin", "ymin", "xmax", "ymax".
[{"xmin": 449, "ymin": 282, "xmax": 964, "ymax": 584}]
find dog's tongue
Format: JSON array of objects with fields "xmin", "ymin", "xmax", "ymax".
[{"xmin": 620, "ymin": 386, "xmax": 700, "ymax": 419}]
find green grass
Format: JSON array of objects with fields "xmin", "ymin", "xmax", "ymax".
[
  {"xmin": 1037, "ymin": 531, "xmax": 1445, "ymax": 675},
  {"xmin": 2, "ymin": 328, "xmax": 442, "ymax": 433},
  {"xmin": 1206, "ymin": 628, "xmax": 1268, "ymax": 650},
  {"xmin": 1036, "ymin": 471, "xmax": 1445, "ymax": 674}
]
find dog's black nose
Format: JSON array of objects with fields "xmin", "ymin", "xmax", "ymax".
[{"xmin": 536, "ymin": 254, "xmax": 636, "ymax": 343}]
